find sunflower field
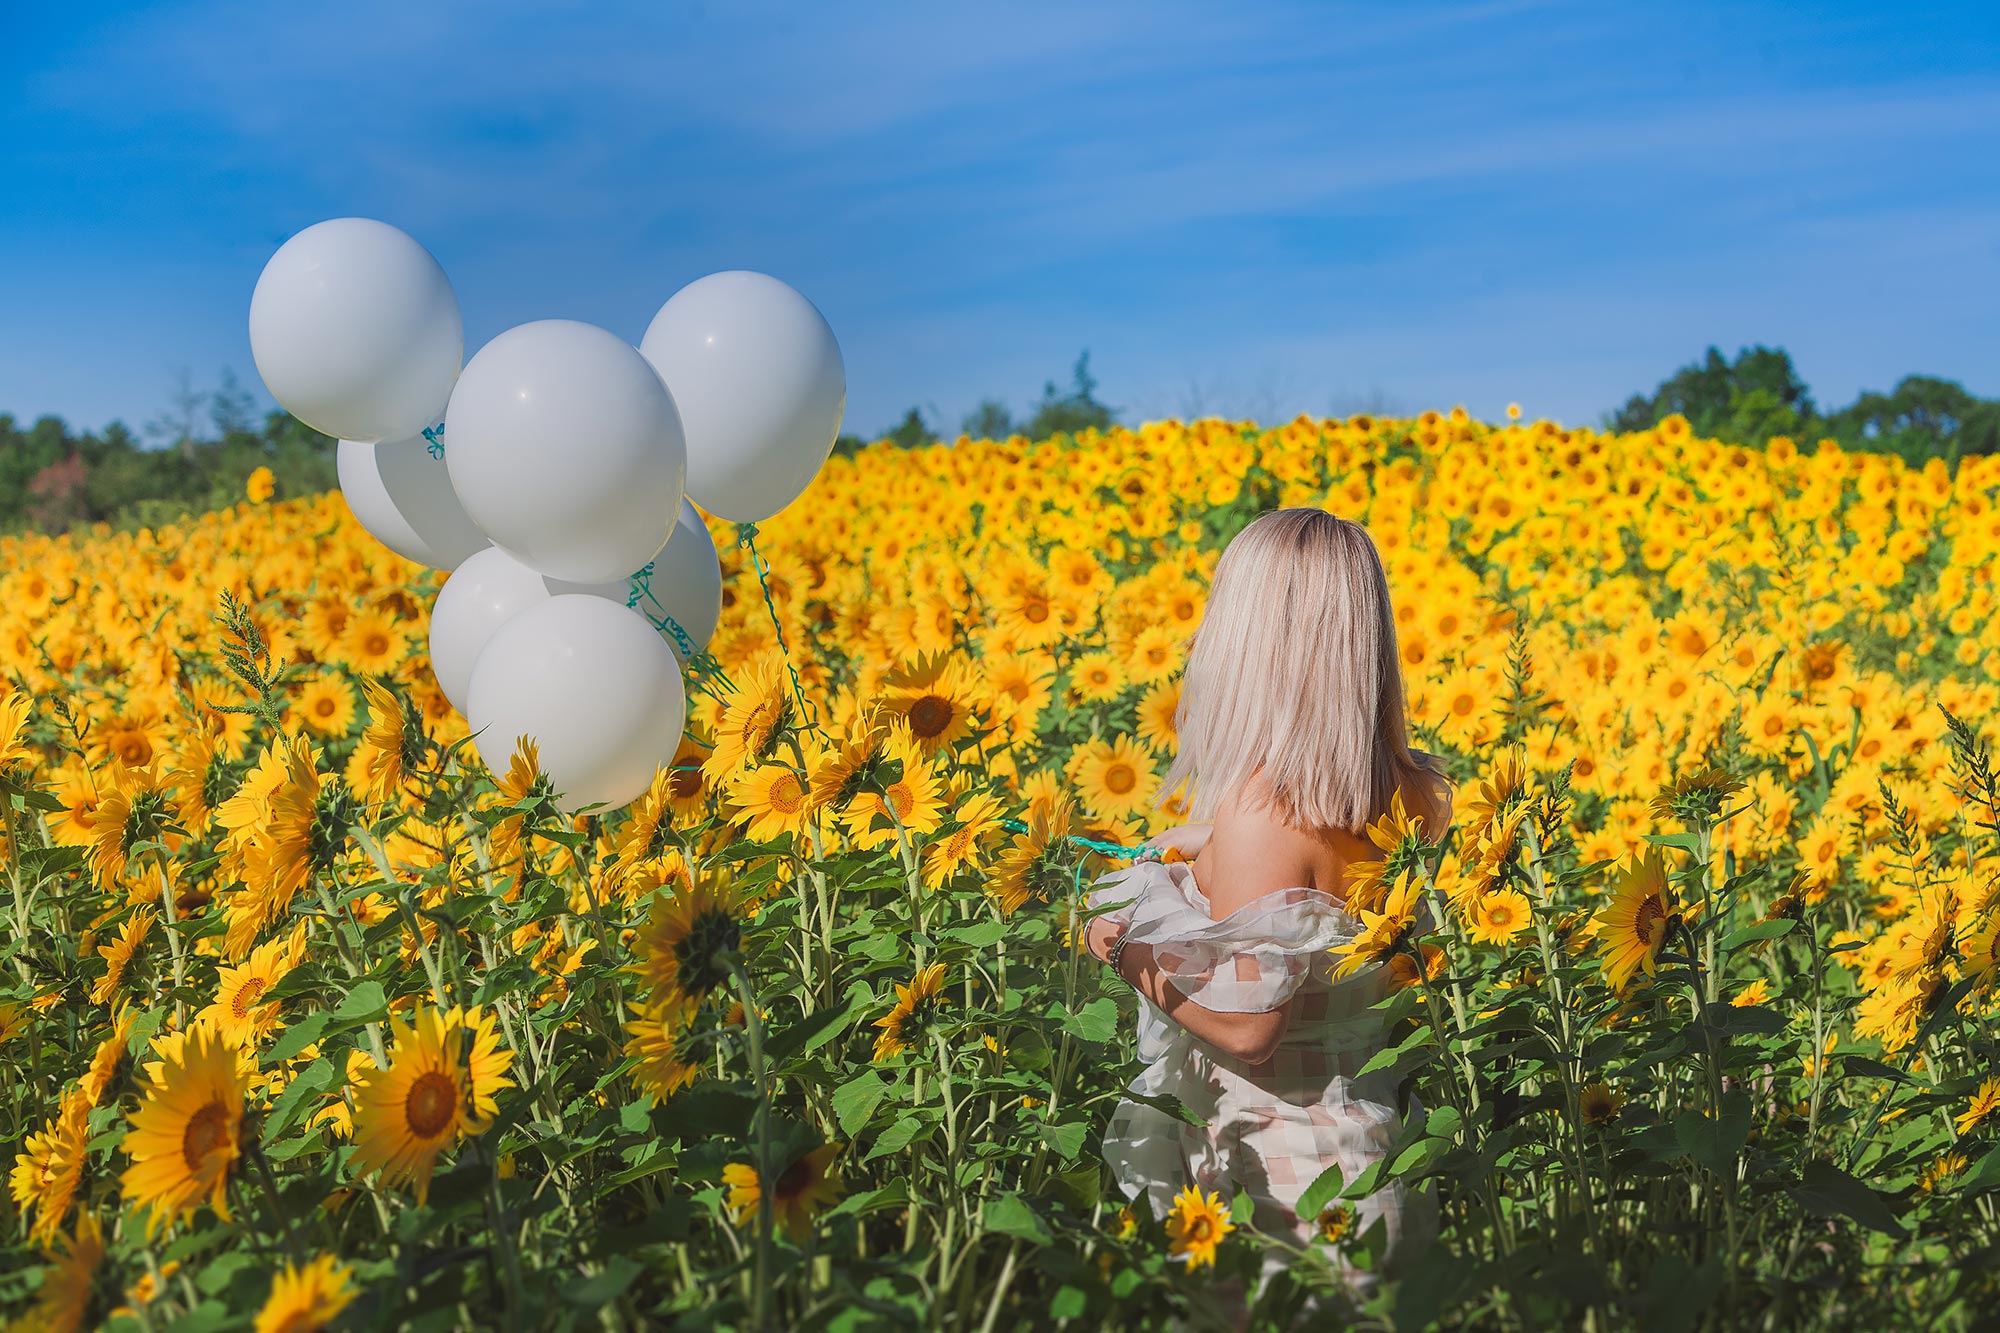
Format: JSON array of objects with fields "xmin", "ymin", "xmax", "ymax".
[{"xmin": 4, "ymin": 409, "xmax": 2000, "ymax": 1332}]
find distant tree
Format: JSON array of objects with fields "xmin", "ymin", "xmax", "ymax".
[
  {"xmin": 1022, "ymin": 351, "xmax": 1118, "ymax": 438},
  {"xmin": 884, "ymin": 408, "xmax": 936, "ymax": 450},
  {"xmin": 961, "ymin": 399, "xmax": 1015, "ymax": 440},
  {"xmin": 144, "ymin": 366, "xmax": 209, "ymax": 462},
  {"xmin": 209, "ymin": 368, "xmax": 259, "ymax": 439},
  {"xmin": 1607, "ymin": 345, "xmax": 1817, "ymax": 442},
  {"xmin": 1826, "ymin": 375, "xmax": 2000, "ymax": 461}
]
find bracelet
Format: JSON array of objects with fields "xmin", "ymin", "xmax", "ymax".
[{"xmin": 1105, "ymin": 930, "xmax": 1133, "ymax": 978}]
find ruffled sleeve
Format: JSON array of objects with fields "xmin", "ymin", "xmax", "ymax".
[{"xmin": 1085, "ymin": 861, "xmax": 1362, "ymax": 1015}]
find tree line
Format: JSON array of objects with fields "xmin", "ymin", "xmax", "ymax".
[{"xmin": 2, "ymin": 348, "xmax": 1992, "ymax": 535}]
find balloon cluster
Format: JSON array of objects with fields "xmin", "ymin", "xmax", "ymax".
[{"xmin": 248, "ymin": 218, "xmax": 845, "ymax": 812}]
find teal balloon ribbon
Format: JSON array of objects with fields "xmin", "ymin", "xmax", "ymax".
[
  {"xmin": 421, "ymin": 424, "xmax": 445, "ymax": 459},
  {"xmin": 626, "ymin": 558, "xmax": 738, "ymax": 701},
  {"xmin": 994, "ymin": 814, "xmax": 1151, "ymax": 862},
  {"xmin": 734, "ymin": 521, "xmax": 828, "ymax": 736}
]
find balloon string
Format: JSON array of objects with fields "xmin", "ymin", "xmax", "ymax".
[
  {"xmin": 625, "ymin": 558, "xmax": 738, "ymax": 702},
  {"xmin": 422, "ymin": 424, "xmax": 445, "ymax": 459},
  {"xmin": 994, "ymin": 814, "xmax": 1153, "ymax": 862},
  {"xmin": 734, "ymin": 522, "xmax": 829, "ymax": 738}
]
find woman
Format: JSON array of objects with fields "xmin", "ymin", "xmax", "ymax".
[{"xmin": 1081, "ymin": 507, "xmax": 1452, "ymax": 1318}]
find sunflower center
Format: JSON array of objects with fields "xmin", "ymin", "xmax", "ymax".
[
  {"xmin": 1105, "ymin": 764, "xmax": 1136, "ymax": 795},
  {"xmin": 116, "ymin": 735, "xmax": 152, "ymax": 766},
  {"xmin": 232, "ymin": 977, "xmax": 271, "ymax": 1018},
  {"xmin": 1635, "ymin": 895, "xmax": 1669, "ymax": 946},
  {"xmin": 1188, "ymin": 1217, "xmax": 1213, "ymax": 1242},
  {"xmin": 405, "ymin": 1070, "xmax": 459, "ymax": 1139},
  {"xmin": 776, "ymin": 1157, "xmax": 812, "ymax": 1198},
  {"xmin": 674, "ymin": 908, "xmax": 742, "ymax": 997},
  {"xmin": 315, "ymin": 697, "xmax": 336, "ymax": 718},
  {"xmin": 181, "ymin": 1099, "xmax": 232, "ymax": 1171},
  {"xmin": 364, "ymin": 633, "xmax": 390, "ymax": 658},
  {"xmin": 771, "ymin": 774, "xmax": 806, "ymax": 815},
  {"xmin": 909, "ymin": 696, "xmax": 953, "ymax": 738}
]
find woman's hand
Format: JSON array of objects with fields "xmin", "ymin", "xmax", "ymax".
[
  {"xmin": 1082, "ymin": 914, "xmax": 1126, "ymax": 964},
  {"xmin": 1140, "ymin": 823, "xmax": 1214, "ymax": 859}
]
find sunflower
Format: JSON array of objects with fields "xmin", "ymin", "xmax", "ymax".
[
  {"xmin": 86, "ymin": 760, "xmax": 175, "ymax": 891},
  {"xmin": 991, "ymin": 581, "xmax": 1062, "ymax": 650},
  {"xmin": 879, "ymin": 650, "xmax": 985, "ymax": 758},
  {"xmin": 1384, "ymin": 940, "xmax": 1447, "ymax": 992},
  {"xmin": 1123, "ymin": 624, "xmax": 1184, "ymax": 686},
  {"xmin": 200, "ymin": 925, "xmax": 306, "ymax": 1044},
  {"xmin": 1316, "ymin": 1203, "xmax": 1354, "ymax": 1246},
  {"xmin": 702, "ymin": 653, "xmax": 797, "ymax": 787},
  {"xmin": 1458, "ymin": 749, "xmax": 1528, "ymax": 837},
  {"xmin": 294, "ymin": 676, "xmax": 357, "ymax": 738},
  {"xmin": 1648, "ymin": 765, "xmax": 1747, "ymax": 827},
  {"xmin": 1134, "ymin": 678, "xmax": 1182, "ymax": 756},
  {"xmin": 168, "ymin": 723, "xmax": 232, "ymax": 834},
  {"xmin": 89, "ymin": 907, "xmax": 155, "ymax": 1006},
  {"xmin": 349, "ymin": 1006, "xmax": 515, "ymax": 1204},
  {"xmin": 1065, "ymin": 734, "xmax": 1157, "ymax": 821},
  {"xmin": 80, "ymin": 1003, "xmax": 140, "ymax": 1105},
  {"xmin": 1730, "ymin": 978, "xmax": 1771, "ymax": 1007},
  {"xmin": 489, "ymin": 735, "xmax": 559, "ymax": 876},
  {"xmin": 872, "ymin": 962, "xmax": 948, "ymax": 1062},
  {"xmin": 1956, "ymin": 1076, "xmax": 2000, "ymax": 1136},
  {"xmin": 988, "ymin": 793, "xmax": 1079, "ymax": 917},
  {"xmin": 1332, "ymin": 872, "xmax": 1424, "ymax": 980},
  {"xmin": 628, "ymin": 878, "xmax": 747, "ymax": 1005},
  {"xmin": 624, "ymin": 996, "xmax": 707, "ymax": 1102},
  {"xmin": 343, "ymin": 609, "xmax": 409, "ymax": 675},
  {"xmin": 15, "ymin": 1210, "xmax": 103, "ymax": 1333},
  {"xmin": 10, "ymin": 1088, "xmax": 92, "ymax": 1242},
  {"xmin": 837, "ymin": 728, "xmax": 946, "ymax": 851},
  {"xmin": 225, "ymin": 735, "xmax": 357, "ymax": 958},
  {"xmin": 1164, "ymin": 1184, "xmax": 1234, "ymax": 1270},
  {"xmin": 1591, "ymin": 847, "xmax": 1681, "ymax": 992},
  {"xmin": 1345, "ymin": 788, "xmax": 1435, "ymax": 914},
  {"xmin": 721, "ymin": 1144, "xmax": 844, "ymax": 1241},
  {"xmin": 1067, "ymin": 650, "xmax": 1127, "ymax": 704},
  {"xmin": 1469, "ymin": 888, "xmax": 1532, "ymax": 946},
  {"xmin": 1579, "ymin": 1081, "xmax": 1626, "ymax": 1128},
  {"xmin": 730, "ymin": 758, "xmax": 821, "ymax": 844},
  {"xmin": 253, "ymin": 1253, "xmax": 358, "ymax": 1333},
  {"xmin": 920, "ymin": 788, "xmax": 1007, "ymax": 890},
  {"xmin": 352, "ymin": 676, "xmax": 425, "ymax": 806},
  {"xmin": 0, "ymin": 689, "xmax": 38, "ymax": 788},
  {"xmin": 120, "ymin": 1024, "xmax": 249, "ymax": 1237}
]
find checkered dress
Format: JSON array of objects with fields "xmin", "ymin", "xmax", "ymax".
[{"xmin": 1088, "ymin": 859, "xmax": 1437, "ymax": 1301}]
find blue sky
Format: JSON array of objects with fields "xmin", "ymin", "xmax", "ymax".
[{"xmin": 3, "ymin": 1, "xmax": 1997, "ymax": 441}]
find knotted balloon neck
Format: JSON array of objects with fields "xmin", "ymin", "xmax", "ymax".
[{"xmin": 421, "ymin": 424, "xmax": 445, "ymax": 459}]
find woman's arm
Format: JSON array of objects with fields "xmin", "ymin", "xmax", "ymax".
[{"xmin": 1089, "ymin": 928, "xmax": 1291, "ymax": 1065}]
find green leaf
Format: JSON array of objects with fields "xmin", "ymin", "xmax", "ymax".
[
  {"xmin": 764, "ymin": 1003, "xmax": 855, "ymax": 1065},
  {"xmin": 1789, "ymin": 1161, "xmax": 1908, "ymax": 1237},
  {"xmin": 1643, "ymin": 832, "xmax": 1703, "ymax": 853},
  {"xmin": 261, "ymin": 1057, "xmax": 334, "ymax": 1146},
  {"xmin": 331, "ymin": 982, "xmax": 388, "ymax": 1024},
  {"xmin": 1719, "ymin": 919, "xmax": 1796, "ymax": 951},
  {"xmin": 1675, "ymin": 1093, "xmax": 1752, "ymax": 1177},
  {"xmin": 1839, "ymin": 1055, "xmax": 1915, "ymax": 1085},
  {"xmin": 862, "ymin": 1114, "xmax": 925, "ymax": 1163},
  {"xmin": 941, "ymin": 921, "xmax": 1009, "ymax": 948},
  {"xmin": 560, "ymin": 1256, "xmax": 642, "ymax": 1306},
  {"xmin": 264, "ymin": 1013, "xmax": 329, "ymax": 1066},
  {"xmin": 832, "ymin": 1072, "xmax": 891, "ymax": 1138},
  {"xmin": 1051, "ymin": 1286, "xmax": 1088, "ymax": 1320},
  {"xmin": 1228, "ymin": 1188, "xmax": 1254, "ymax": 1224},
  {"xmin": 1295, "ymin": 1162, "xmax": 1346, "ymax": 1222},
  {"xmin": 983, "ymin": 1193, "xmax": 1051, "ymax": 1244},
  {"xmin": 1041, "ymin": 1120, "xmax": 1088, "ymax": 1160},
  {"xmin": 1060, "ymin": 997, "xmax": 1120, "ymax": 1044},
  {"xmin": 1958, "ymin": 1145, "xmax": 2000, "ymax": 1194},
  {"xmin": 825, "ymin": 1179, "xmax": 913, "ymax": 1220}
]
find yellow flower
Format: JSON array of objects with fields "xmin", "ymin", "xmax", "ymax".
[
  {"xmin": 1579, "ymin": 1081, "xmax": 1626, "ymax": 1128},
  {"xmin": 10, "ymin": 1088, "xmax": 92, "ymax": 1242},
  {"xmin": 294, "ymin": 675, "xmax": 357, "ymax": 738},
  {"xmin": 119, "ymin": 1025, "xmax": 250, "ymax": 1238},
  {"xmin": 1955, "ymin": 1076, "xmax": 2000, "ymax": 1137},
  {"xmin": 1591, "ymin": 847, "xmax": 1680, "ymax": 992},
  {"xmin": 15, "ymin": 1210, "xmax": 103, "ymax": 1333},
  {"xmin": 90, "ymin": 906, "xmax": 155, "ymax": 1005},
  {"xmin": 1332, "ymin": 871, "xmax": 1423, "ymax": 980},
  {"xmin": 628, "ymin": 877, "xmax": 747, "ymax": 1005},
  {"xmin": 1164, "ymin": 1184, "xmax": 1234, "ymax": 1270},
  {"xmin": 352, "ymin": 675, "xmax": 420, "ymax": 805},
  {"xmin": 721, "ymin": 1144, "xmax": 844, "ymax": 1240},
  {"xmin": 246, "ymin": 466, "xmax": 276, "ymax": 503},
  {"xmin": 624, "ymin": 996, "xmax": 706, "ymax": 1101},
  {"xmin": 349, "ymin": 1006, "xmax": 516, "ymax": 1204},
  {"xmin": 1730, "ymin": 978, "xmax": 1771, "ymax": 1007},
  {"xmin": 730, "ymin": 760, "xmax": 819, "ymax": 843},
  {"xmin": 1469, "ymin": 888, "xmax": 1532, "ymax": 946},
  {"xmin": 253, "ymin": 1253, "xmax": 358, "ymax": 1333},
  {"xmin": 872, "ymin": 962, "xmax": 948, "ymax": 1062}
]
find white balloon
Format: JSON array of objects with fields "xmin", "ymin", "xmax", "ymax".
[
  {"xmin": 426, "ymin": 548, "xmax": 551, "ymax": 711},
  {"xmin": 551, "ymin": 499, "xmax": 721, "ymax": 663},
  {"xmin": 466, "ymin": 595, "xmax": 687, "ymax": 813},
  {"xmin": 249, "ymin": 218, "xmax": 464, "ymax": 444},
  {"xmin": 639, "ymin": 270, "xmax": 844, "ymax": 522},
  {"xmin": 446, "ymin": 320, "xmax": 686, "ymax": 584},
  {"xmin": 337, "ymin": 428, "xmax": 491, "ymax": 571}
]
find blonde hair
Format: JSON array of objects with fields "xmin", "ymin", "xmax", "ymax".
[{"xmin": 1156, "ymin": 507, "xmax": 1448, "ymax": 835}]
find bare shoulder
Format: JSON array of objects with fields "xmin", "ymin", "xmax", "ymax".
[{"xmin": 1196, "ymin": 787, "xmax": 1321, "ymax": 917}]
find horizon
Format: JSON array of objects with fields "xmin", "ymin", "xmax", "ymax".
[{"xmin": 4, "ymin": 0, "xmax": 1997, "ymax": 442}]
